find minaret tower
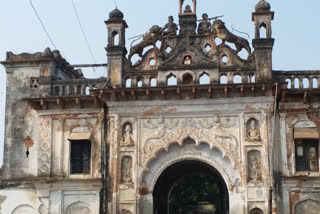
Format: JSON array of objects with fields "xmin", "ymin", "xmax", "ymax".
[
  {"xmin": 252, "ymin": 0, "xmax": 275, "ymax": 82},
  {"xmin": 105, "ymin": 8, "xmax": 128, "ymax": 88}
]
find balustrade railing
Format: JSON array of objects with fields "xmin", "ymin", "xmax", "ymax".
[
  {"xmin": 275, "ymin": 71, "xmax": 320, "ymax": 90},
  {"xmin": 49, "ymin": 78, "xmax": 107, "ymax": 96}
]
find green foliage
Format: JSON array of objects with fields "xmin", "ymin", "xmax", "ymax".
[{"xmin": 168, "ymin": 175, "xmax": 222, "ymax": 214}]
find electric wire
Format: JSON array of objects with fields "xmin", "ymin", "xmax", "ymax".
[
  {"xmin": 72, "ymin": 0, "xmax": 97, "ymax": 67},
  {"xmin": 29, "ymin": 0, "xmax": 57, "ymax": 50}
]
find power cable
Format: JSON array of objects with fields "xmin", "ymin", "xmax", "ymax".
[
  {"xmin": 72, "ymin": 0, "xmax": 97, "ymax": 66},
  {"xmin": 29, "ymin": 0, "xmax": 57, "ymax": 50}
]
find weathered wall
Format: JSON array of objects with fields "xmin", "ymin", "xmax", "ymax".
[
  {"xmin": 107, "ymin": 97, "xmax": 274, "ymax": 214},
  {"xmin": 276, "ymin": 107, "xmax": 320, "ymax": 214}
]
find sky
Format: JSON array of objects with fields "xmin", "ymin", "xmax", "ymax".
[{"xmin": 0, "ymin": 0, "xmax": 320, "ymax": 165}]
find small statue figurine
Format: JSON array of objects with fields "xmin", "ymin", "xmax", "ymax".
[
  {"xmin": 121, "ymin": 124, "xmax": 134, "ymax": 146},
  {"xmin": 184, "ymin": 5, "xmax": 192, "ymax": 13},
  {"xmin": 198, "ymin": 13, "xmax": 212, "ymax": 34},
  {"xmin": 161, "ymin": 16, "xmax": 178, "ymax": 36},
  {"xmin": 212, "ymin": 19, "xmax": 252, "ymax": 56},
  {"xmin": 184, "ymin": 56, "xmax": 192, "ymax": 65},
  {"xmin": 128, "ymin": 25, "xmax": 162, "ymax": 62},
  {"xmin": 247, "ymin": 120, "xmax": 260, "ymax": 141}
]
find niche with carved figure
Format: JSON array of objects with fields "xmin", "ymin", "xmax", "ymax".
[
  {"xmin": 121, "ymin": 122, "xmax": 134, "ymax": 147},
  {"xmin": 121, "ymin": 156, "xmax": 133, "ymax": 184},
  {"xmin": 247, "ymin": 150, "xmax": 262, "ymax": 182},
  {"xmin": 246, "ymin": 118, "xmax": 260, "ymax": 141},
  {"xmin": 183, "ymin": 55, "xmax": 192, "ymax": 65}
]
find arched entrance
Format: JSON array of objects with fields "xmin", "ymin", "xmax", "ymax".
[{"xmin": 153, "ymin": 160, "xmax": 229, "ymax": 214}]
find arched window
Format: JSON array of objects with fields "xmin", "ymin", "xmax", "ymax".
[
  {"xmin": 313, "ymin": 77, "xmax": 318, "ymax": 88},
  {"xmin": 250, "ymin": 74, "xmax": 256, "ymax": 83},
  {"xmin": 112, "ymin": 31, "xmax": 119, "ymax": 46},
  {"xmin": 137, "ymin": 78, "xmax": 143, "ymax": 87},
  {"xmin": 285, "ymin": 79, "xmax": 291, "ymax": 89},
  {"xmin": 221, "ymin": 55, "xmax": 228, "ymax": 64},
  {"xmin": 150, "ymin": 77, "xmax": 157, "ymax": 87},
  {"xmin": 220, "ymin": 74, "xmax": 227, "ymax": 84},
  {"xmin": 294, "ymin": 78, "xmax": 300, "ymax": 89},
  {"xmin": 233, "ymin": 74, "xmax": 242, "ymax": 84},
  {"xmin": 199, "ymin": 72, "xmax": 210, "ymax": 85},
  {"xmin": 182, "ymin": 73, "xmax": 193, "ymax": 85},
  {"xmin": 259, "ymin": 23, "xmax": 267, "ymax": 39},
  {"xmin": 125, "ymin": 79, "xmax": 132, "ymax": 88},
  {"xmin": 303, "ymin": 78, "xmax": 309, "ymax": 88},
  {"xmin": 167, "ymin": 73, "xmax": 177, "ymax": 86},
  {"xmin": 85, "ymin": 86, "xmax": 90, "ymax": 95}
]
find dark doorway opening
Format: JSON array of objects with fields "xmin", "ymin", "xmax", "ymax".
[{"xmin": 153, "ymin": 160, "xmax": 229, "ymax": 214}]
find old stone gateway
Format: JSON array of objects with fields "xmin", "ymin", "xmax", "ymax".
[
  {"xmin": 153, "ymin": 159, "xmax": 229, "ymax": 214},
  {"xmin": 1, "ymin": 0, "xmax": 320, "ymax": 214}
]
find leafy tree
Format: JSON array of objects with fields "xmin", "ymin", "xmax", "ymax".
[{"xmin": 168, "ymin": 175, "xmax": 223, "ymax": 214}]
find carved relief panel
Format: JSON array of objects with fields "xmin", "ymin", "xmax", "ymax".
[
  {"xmin": 295, "ymin": 199, "xmax": 320, "ymax": 214},
  {"xmin": 247, "ymin": 150, "xmax": 262, "ymax": 182},
  {"xmin": 38, "ymin": 118, "xmax": 52, "ymax": 176},
  {"xmin": 121, "ymin": 156, "xmax": 133, "ymax": 184},
  {"xmin": 140, "ymin": 115, "xmax": 240, "ymax": 168}
]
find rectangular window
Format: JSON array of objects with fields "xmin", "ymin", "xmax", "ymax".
[
  {"xmin": 70, "ymin": 140, "xmax": 91, "ymax": 174},
  {"xmin": 295, "ymin": 139, "xmax": 319, "ymax": 172}
]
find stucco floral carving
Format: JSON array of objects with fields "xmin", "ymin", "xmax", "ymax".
[
  {"xmin": 141, "ymin": 115, "xmax": 239, "ymax": 168},
  {"xmin": 38, "ymin": 118, "xmax": 51, "ymax": 176}
]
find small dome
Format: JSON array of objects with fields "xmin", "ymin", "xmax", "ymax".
[
  {"xmin": 109, "ymin": 8, "xmax": 124, "ymax": 21},
  {"xmin": 255, "ymin": 0, "xmax": 271, "ymax": 12}
]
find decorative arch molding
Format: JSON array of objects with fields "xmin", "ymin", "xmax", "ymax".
[
  {"xmin": 12, "ymin": 205, "xmax": 36, "ymax": 214},
  {"xmin": 68, "ymin": 119, "xmax": 95, "ymax": 133},
  {"xmin": 250, "ymin": 207, "xmax": 263, "ymax": 214},
  {"xmin": 294, "ymin": 199, "xmax": 320, "ymax": 214},
  {"xmin": 65, "ymin": 201, "xmax": 92, "ymax": 214},
  {"xmin": 141, "ymin": 116, "xmax": 239, "ymax": 169},
  {"xmin": 294, "ymin": 120, "xmax": 317, "ymax": 128},
  {"xmin": 139, "ymin": 139, "xmax": 240, "ymax": 192}
]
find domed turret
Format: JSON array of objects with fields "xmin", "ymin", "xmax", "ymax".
[
  {"xmin": 109, "ymin": 8, "xmax": 124, "ymax": 21},
  {"xmin": 105, "ymin": 8, "xmax": 128, "ymax": 88},
  {"xmin": 255, "ymin": 0, "xmax": 271, "ymax": 12}
]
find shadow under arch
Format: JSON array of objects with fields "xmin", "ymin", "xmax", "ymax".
[
  {"xmin": 140, "ymin": 137, "xmax": 233, "ymax": 214},
  {"xmin": 153, "ymin": 159, "xmax": 229, "ymax": 214}
]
